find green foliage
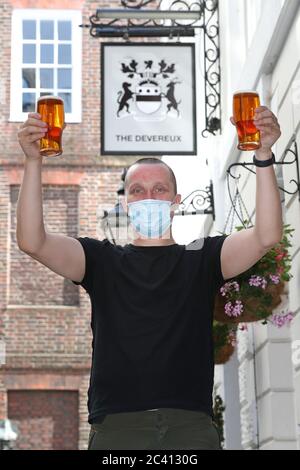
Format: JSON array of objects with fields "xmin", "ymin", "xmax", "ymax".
[
  {"xmin": 229, "ymin": 223, "xmax": 294, "ymax": 284},
  {"xmin": 213, "ymin": 321, "xmax": 236, "ymax": 350},
  {"xmin": 219, "ymin": 224, "xmax": 294, "ymax": 322},
  {"xmin": 213, "ymin": 391, "xmax": 226, "ymax": 449}
]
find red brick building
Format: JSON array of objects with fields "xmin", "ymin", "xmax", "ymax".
[{"xmin": 0, "ymin": 0, "xmax": 138, "ymax": 449}]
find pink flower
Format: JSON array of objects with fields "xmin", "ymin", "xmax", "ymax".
[
  {"xmin": 275, "ymin": 253, "xmax": 286, "ymax": 262},
  {"xmin": 225, "ymin": 302, "xmax": 233, "ymax": 315},
  {"xmin": 269, "ymin": 274, "xmax": 280, "ymax": 284},
  {"xmin": 231, "ymin": 281, "xmax": 240, "ymax": 292},
  {"xmin": 249, "ymin": 275, "xmax": 261, "ymax": 287},
  {"xmin": 249, "ymin": 275, "xmax": 267, "ymax": 289},
  {"xmin": 220, "ymin": 287, "xmax": 226, "ymax": 297},
  {"xmin": 225, "ymin": 300, "xmax": 244, "ymax": 318},
  {"xmin": 228, "ymin": 332, "xmax": 237, "ymax": 347},
  {"xmin": 220, "ymin": 281, "xmax": 240, "ymax": 297},
  {"xmin": 232, "ymin": 300, "xmax": 244, "ymax": 317},
  {"xmin": 270, "ymin": 311, "xmax": 294, "ymax": 328}
]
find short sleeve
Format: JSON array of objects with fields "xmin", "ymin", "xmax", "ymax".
[
  {"xmin": 72, "ymin": 236, "xmax": 106, "ymax": 293},
  {"xmin": 203, "ymin": 235, "xmax": 228, "ymax": 293}
]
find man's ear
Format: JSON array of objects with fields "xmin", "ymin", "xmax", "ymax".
[
  {"xmin": 172, "ymin": 194, "xmax": 181, "ymax": 210},
  {"xmin": 171, "ymin": 194, "xmax": 181, "ymax": 215}
]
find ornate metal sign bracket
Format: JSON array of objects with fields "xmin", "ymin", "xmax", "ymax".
[
  {"xmin": 80, "ymin": 0, "xmax": 221, "ymax": 137},
  {"xmin": 175, "ymin": 181, "xmax": 215, "ymax": 220},
  {"xmin": 84, "ymin": 0, "xmax": 204, "ymax": 38},
  {"xmin": 226, "ymin": 137, "xmax": 300, "ymax": 202}
]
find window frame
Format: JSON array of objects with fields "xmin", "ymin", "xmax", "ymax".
[{"xmin": 10, "ymin": 9, "xmax": 82, "ymax": 123}]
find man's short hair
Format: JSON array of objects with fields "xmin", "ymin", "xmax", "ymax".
[{"xmin": 124, "ymin": 158, "xmax": 178, "ymax": 195}]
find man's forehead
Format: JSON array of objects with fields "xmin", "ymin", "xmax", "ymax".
[{"xmin": 127, "ymin": 164, "xmax": 171, "ymax": 186}]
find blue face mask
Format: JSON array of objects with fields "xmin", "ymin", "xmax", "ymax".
[{"xmin": 127, "ymin": 199, "xmax": 173, "ymax": 239}]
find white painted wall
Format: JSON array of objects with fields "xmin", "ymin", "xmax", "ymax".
[
  {"xmin": 163, "ymin": 0, "xmax": 300, "ymax": 449},
  {"xmin": 218, "ymin": 0, "xmax": 300, "ymax": 450}
]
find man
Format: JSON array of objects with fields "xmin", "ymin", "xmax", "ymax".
[{"xmin": 17, "ymin": 106, "xmax": 282, "ymax": 450}]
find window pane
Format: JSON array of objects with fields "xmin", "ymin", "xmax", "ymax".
[
  {"xmin": 40, "ymin": 20, "xmax": 54, "ymax": 40},
  {"xmin": 40, "ymin": 68, "xmax": 54, "ymax": 88},
  {"xmin": 23, "ymin": 44, "xmax": 36, "ymax": 64},
  {"xmin": 58, "ymin": 45, "xmax": 71, "ymax": 64},
  {"xmin": 41, "ymin": 44, "xmax": 54, "ymax": 64},
  {"xmin": 57, "ymin": 69, "xmax": 72, "ymax": 89},
  {"xmin": 23, "ymin": 20, "xmax": 36, "ymax": 39},
  {"xmin": 22, "ymin": 69, "xmax": 36, "ymax": 88},
  {"xmin": 22, "ymin": 92, "xmax": 36, "ymax": 112},
  {"xmin": 40, "ymin": 92, "xmax": 54, "ymax": 98},
  {"xmin": 58, "ymin": 21, "xmax": 71, "ymax": 40},
  {"xmin": 59, "ymin": 93, "xmax": 72, "ymax": 113}
]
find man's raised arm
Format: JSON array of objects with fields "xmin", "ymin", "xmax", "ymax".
[
  {"xmin": 16, "ymin": 112, "xmax": 85, "ymax": 284},
  {"xmin": 221, "ymin": 106, "xmax": 283, "ymax": 281}
]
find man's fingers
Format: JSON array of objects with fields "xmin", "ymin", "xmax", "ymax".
[
  {"xmin": 28, "ymin": 112, "xmax": 41, "ymax": 119},
  {"xmin": 20, "ymin": 117, "xmax": 47, "ymax": 129},
  {"xmin": 27, "ymin": 134, "xmax": 44, "ymax": 143},
  {"xmin": 254, "ymin": 106, "xmax": 269, "ymax": 113},
  {"xmin": 254, "ymin": 117, "xmax": 278, "ymax": 126},
  {"xmin": 19, "ymin": 126, "xmax": 47, "ymax": 136},
  {"xmin": 25, "ymin": 118, "xmax": 47, "ymax": 127},
  {"xmin": 254, "ymin": 124, "xmax": 281, "ymax": 135},
  {"xmin": 254, "ymin": 109, "xmax": 278, "ymax": 121}
]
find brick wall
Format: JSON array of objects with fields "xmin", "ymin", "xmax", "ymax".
[
  {"xmin": 8, "ymin": 390, "xmax": 79, "ymax": 450},
  {"xmin": 0, "ymin": 0, "xmax": 160, "ymax": 164},
  {"xmin": 10, "ymin": 185, "xmax": 80, "ymax": 306},
  {"xmin": 0, "ymin": 0, "xmax": 141, "ymax": 450}
]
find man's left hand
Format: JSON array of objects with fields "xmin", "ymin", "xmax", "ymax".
[
  {"xmin": 230, "ymin": 106, "xmax": 281, "ymax": 158},
  {"xmin": 253, "ymin": 106, "xmax": 281, "ymax": 155}
]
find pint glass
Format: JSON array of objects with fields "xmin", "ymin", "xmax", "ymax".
[
  {"xmin": 37, "ymin": 95, "xmax": 65, "ymax": 157},
  {"xmin": 233, "ymin": 91, "xmax": 261, "ymax": 151}
]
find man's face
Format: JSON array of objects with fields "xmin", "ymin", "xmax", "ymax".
[
  {"xmin": 121, "ymin": 163, "xmax": 181, "ymax": 240},
  {"xmin": 124, "ymin": 163, "xmax": 179, "ymax": 205}
]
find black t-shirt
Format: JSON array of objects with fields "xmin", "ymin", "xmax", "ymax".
[{"xmin": 72, "ymin": 235, "xmax": 227, "ymax": 424}]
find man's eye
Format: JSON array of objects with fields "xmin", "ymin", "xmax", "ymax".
[{"xmin": 155, "ymin": 187, "xmax": 165, "ymax": 192}]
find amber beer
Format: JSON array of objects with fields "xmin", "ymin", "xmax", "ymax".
[
  {"xmin": 233, "ymin": 91, "xmax": 261, "ymax": 151},
  {"xmin": 37, "ymin": 95, "xmax": 65, "ymax": 157}
]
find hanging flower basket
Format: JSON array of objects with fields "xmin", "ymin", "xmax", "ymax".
[
  {"xmin": 213, "ymin": 321, "xmax": 236, "ymax": 365},
  {"xmin": 214, "ymin": 281, "xmax": 285, "ymax": 324},
  {"xmin": 214, "ymin": 224, "xmax": 294, "ymax": 325},
  {"xmin": 214, "ymin": 342, "xmax": 235, "ymax": 365}
]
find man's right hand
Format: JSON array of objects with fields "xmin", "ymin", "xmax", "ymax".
[
  {"xmin": 18, "ymin": 113, "xmax": 48, "ymax": 161},
  {"xmin": 17, "ymin": 111, "xmax": 86, "ymax": 284}
]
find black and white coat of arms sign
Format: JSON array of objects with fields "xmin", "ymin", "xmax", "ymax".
[{"xmin": 101, "ymin": 43, "xmax": 197, "ymax": 155}]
